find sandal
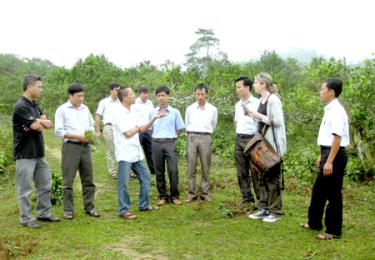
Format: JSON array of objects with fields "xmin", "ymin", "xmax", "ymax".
[
  {"xmin": 119, "ymin": 212, "xmax": 137, "ymax": 220},
  {"xmin": 316, "ymin": 233, "xmax": 341, "ymax": 240},
  {"xmin": 140, "ymin": 205, "xmax": 159, "ymax": 211},
  {"xmin": 111, "ymin": 172, "xmax": 117, "ymax": 180},
  {"xmin": 300, "ymin": 223, "xmax": 311, "ymax": 229}
]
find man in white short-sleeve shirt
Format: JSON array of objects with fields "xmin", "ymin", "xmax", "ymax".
[
  {"xmin": 112, "ymin": 87, "xmax": 166, "ymax": 220},
  {"xmin": 303, "ymin": 78, "xmax": 349, "ymax": 240},
  {"xmin": 95, "ymin": 83, "xmax": 121, "ymax": 179}
]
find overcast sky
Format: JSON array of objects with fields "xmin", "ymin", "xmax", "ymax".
[{"xmin": 1, "ymin": 0, "xmax": 374, "ymax": 68}]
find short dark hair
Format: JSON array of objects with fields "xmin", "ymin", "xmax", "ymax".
[
  {"xmin": 23, "ymin": 74, "xmax": 42, "ymax": 91},
  {"xmin": 194, "ymin": 83, "xmax": 209, "ymax": 94},
  {"xmin": 235, "ymin": 76, "xmax": 253, "ymax": 91},
  {"xmin": 155, "ymin": 85, "xmax": 170, "ymax": 95},
  {"xmin": 68, "ymin": 83, "xmax": 84, "ymax": 95},
  {"xmin": 109, "ymin": 83, "xmax": 121, "ymax": 90},
  {"xmin": 325, "ymin": 78, "xmax": 343, "ymax": 97},
  {"xmin": 138, "ymin": 86, "xmax": 149, "ymax": 94}
]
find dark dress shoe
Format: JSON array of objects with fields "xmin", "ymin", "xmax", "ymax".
[
  {"xmin": 22, "ymin": 220, "xmax": 41, "ymax": 229},
  {"xmin": 37, "ymin": 215, "xmax": 60, "ymax": 222},
  {"xmin": 239, "ymin": 199, "xmax": 255, "ymax": 205},
  {"xmin": 86, "ymin": 209, "xmax": 101, "ymax": 217}
]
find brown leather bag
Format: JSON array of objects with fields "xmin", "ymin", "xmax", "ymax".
[{"xmin": 244, "ymin": 125, "xmax": 281, "ymax": 174}]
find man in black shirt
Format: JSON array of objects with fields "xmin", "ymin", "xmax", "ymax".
[{"xmin": 12, "ymin": 74, "xmax": 59, "ymax": 228}]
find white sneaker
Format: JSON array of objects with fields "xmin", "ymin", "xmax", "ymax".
[
  {"xmin": 263, "ymin": 214, "xmax": 281, "ymax": 223},
  {"xmin": 248, "ymin": 209, "xmax": 269, "ymax": 219}
]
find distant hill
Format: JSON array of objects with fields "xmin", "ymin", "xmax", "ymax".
[{"xmin": 278, "ymin": 48, "xmax": 320, "ymax": 64}]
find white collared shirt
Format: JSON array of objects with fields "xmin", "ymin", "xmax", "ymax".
[
  {"xmin": 234, "ymin": 95, "xmax": 260, "ymax": 134},
  {"xmin": 132, "ymin": 97, "xmax": 154, "ymax": 125},
  {"xmin": 112, "ymin": 105, "xmax": 144, "ymax": 163},
  {"xmin": 96, "ymin": 96, "xmax": 121, "ymax": 125},
  {"xmin": 55, "ymin": 101, "xmax": 94, "ymax": 142},
  {"xmin": 318, "ymin": 98, "xmax": 350, "ymax": 147},
  {"xmin": 185, "ymin": 101, "xmax": 218, "ymax": 133}
]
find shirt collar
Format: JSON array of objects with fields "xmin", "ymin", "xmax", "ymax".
[
  {"xmin": 136, "ymin": 97, "xmax": 149, "ymax": 104},
  {"xmin": 325, "ymin": 98, "xmax": 339, "ymax": 111},
  {"xmin": 67, "ymin": 100, "xmax": 84, "ymax": 110},
  {"xmin": 194, "ymin": 101, "xmax": 207, "ymax": 109},
  {"xmin": 157, "ymin": 105, "xmax": 170, "ymax": 112},
  {"xmin": 108, "ymin": 96, "xmax": 120, "ymax": 103},
  {"xmin": 241, "ymin": 95, "xmax": 254, "ymax": 104},
  {"xmin": 22, "ymin": 96, "xmax": 37, "ymax": 107}
]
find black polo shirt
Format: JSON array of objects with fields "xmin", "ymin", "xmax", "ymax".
[{"xmin": 12, "ymin": 96, "xmax": 45, "ymax": 160}]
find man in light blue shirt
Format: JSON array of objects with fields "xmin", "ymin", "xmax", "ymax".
[{"xmin": 150, "ymin": 86, "xmax": 185, "ymax": 206}]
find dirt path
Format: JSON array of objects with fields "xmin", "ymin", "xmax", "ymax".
[
  {"xmin": 45, "ymin": 145, "xmax": 61, "ymax": 161},
  {"xmin": 107, "ymin": 236, "xmax": 168, "ymax": 260}
]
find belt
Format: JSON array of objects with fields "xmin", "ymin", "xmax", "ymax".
[
  {"xmin": 320, "ymin": 145, "xmax": 346, "ymax": 150},
  {"xmin": 187, "ymin": 131, "xmax": 211, "ymax": 136},
  {"xmin": 237, "ymin": 134, "xmax": 254, "ymax": 138},
  {"xmin": 66, "ymin": 140, "xmax": 89, "ymax": 146},
  {"xmin": 104, "ymin": 123, "xmax": 112, "ymax": 126},
  {"xmin": 153, "ymin": 138, "xmax": 176, "ymax": 143}
]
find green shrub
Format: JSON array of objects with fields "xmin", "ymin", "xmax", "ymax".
[
  {"xmin": 0, "ymin": 128, "xmax": 13, "ymax": 177},
  {"xmin": 283, "ymin": 144, "xmax": 319, "ymax": 190},
  {"xmin": 51, "ymin": 173, "xmax": 63, "ymax": 205}
]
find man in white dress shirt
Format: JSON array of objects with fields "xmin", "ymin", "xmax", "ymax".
[
  {"xmin": 234, "ymin": 76, "xmax": 260, "ymax": 206},
  {"xmin": 112, "ymin": 87, "xmax": 165, "ymax": 220},
  {"xmin": 95, "ymin": 83, "xmax": 121, "ymax": 179},
  {"xmin": 55, "ymin": 83, "xmax": 100, "ymax": 219},
  {"xmin": 133, "ymin": 86, "xmax": 155, "ymax": 175},
  {"xmin": 303, "ymin": 78, "xmax": 349, "ymax": 240},
  {"xmin": 185, "ymin": 83, "xmax": 218, "ymax": 202}
]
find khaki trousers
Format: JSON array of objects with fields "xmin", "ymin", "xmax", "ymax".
[
  {"xmin": 103, "ymin": 124, "xmax": 116, "ymax": 175},
  {"xmin": 186, "ymin": 134, "xmax": 212, "ymax": 198}
]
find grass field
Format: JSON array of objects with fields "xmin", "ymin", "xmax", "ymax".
[{"xmin": 0, "ymin": 129, "xmax": 374, "ymax": 259}]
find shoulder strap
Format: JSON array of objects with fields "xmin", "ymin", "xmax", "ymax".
[
  {"xmin": 260, "ymin": 93, "xmax": 273, "ymax": 137},
  {"xmin": 271, "ymin": 122, "xmax": 280, "ymax": 156}
]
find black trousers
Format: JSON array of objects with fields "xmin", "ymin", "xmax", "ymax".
[
  {"xmin": 308, "ymin": 146, "xmax": 348, "ymax": 236},
  {"xmin": 152, "ymin": 141, "xmax": 179, "ymax": 200},
  {"xmin": 234, "ymin": 135, "xmax": 260, "ymax": 202},
  {"xmin": 139, "ymin": 132, "xmax": 155, "ymax": 174}
]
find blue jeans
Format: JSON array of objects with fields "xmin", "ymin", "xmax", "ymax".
[{"xmin": 117, "ymin": 160, "xmax": 151, "ymax": 214}]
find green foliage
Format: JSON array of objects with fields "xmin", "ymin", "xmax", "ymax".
[
  {"xmin": 212, "ymin": 120, "xmax": 236, "ymax": 160},
  {"xmin": 342, "ymin": 58, "xmax": 375, "ymax": 180},
  {"xmin": 175, "ymin": 135, "xmax": 187, "ymax": 159},
  {"xmin": 51, "ymin": 173, "xmax": 63, "ymax": 205},
  {"xmin": 283, "ymin": 144, "xmax": 319, "ymax": 190},
  {"xmin": 0, "ymin": 54, "xmax": 57, "ymax": 114},
  {"xmin": 0, "ymin": 128, "xmax": 13, "ymax": 177},
  {"xmin": 0, "ymin": 50, "xmax": 374, "ymax": 182}
]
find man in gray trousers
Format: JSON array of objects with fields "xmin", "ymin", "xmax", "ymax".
[
  {"xmin": 55, "ymin": 83, "xmax": 100, "ymax": 220},
  {"xmin": 12, "ymin": 74, "xmax": 60, "ymax": 228},
  {"xmin": 185, "ymin": 83, "xmax": 218, "ymax": 202}
]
